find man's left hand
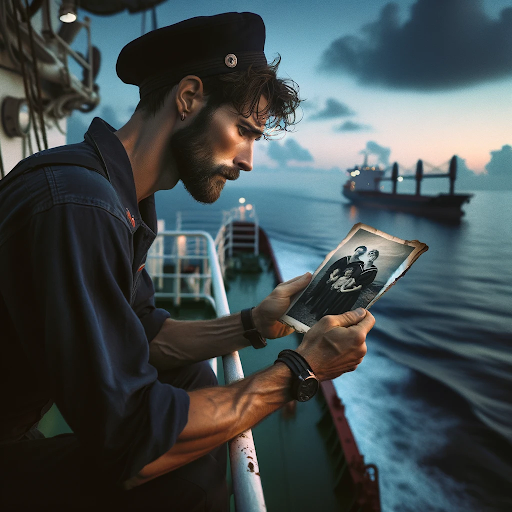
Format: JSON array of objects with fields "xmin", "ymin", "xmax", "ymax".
[{"xmin": 252, "ymin": 273, "xmax": 312, "ymax": 339}]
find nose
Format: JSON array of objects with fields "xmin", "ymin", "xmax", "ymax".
[{"xmin": 234, "ymin": 142, "xmax": 253, "ymax": 172}]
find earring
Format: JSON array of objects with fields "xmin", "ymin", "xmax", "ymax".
[{"xmin": 180, "ymin": 112, "xmax": 186, "ymax": 121}]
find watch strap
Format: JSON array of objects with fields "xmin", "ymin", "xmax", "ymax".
[
  {"xmin": 274, "ymin": 352, "xmax": 303, "ymax": 376},
  {"xmin": 274, "ymin": 349, "xmax": 319, "ymax": 402},
  {"xmin": 241, "ymin": 308, "xmax": 267, "ymax": 349},
  {"xmin": 278, "ymin": 349, "xmax": 314, "ymax": 373}
]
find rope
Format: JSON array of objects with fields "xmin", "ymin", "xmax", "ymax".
[
  {"xmin": 0, "ymin": 137, "xmax": 5, "ymax": 179},
  {"xmin": 422, "ymin": 159, "xmax": 450, "ymax": 174},
  {"xmin": 151, "ymin": 6, "xmax": 158, "ymax": 30},
  {"xmin": 0, "ymin": 1, "xmax": 20, "ymax": 68},
  {"xmin": 11, "ymin": 0, "xmax": 41, "ymax": 152},
  {"xmin": 23, "ymin": 0, "xmax": 48, "ymax": 149}
]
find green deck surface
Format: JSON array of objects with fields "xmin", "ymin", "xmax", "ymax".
[{"xmin": 222, "ymin": 259, "xmax": 343, "ymax": 512}]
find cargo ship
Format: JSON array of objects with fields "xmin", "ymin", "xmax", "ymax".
[
  {"xmin": 1, "ymin": 2, "xmax": 380, "ymax": 510},
  {"xmin": 342, "ymin": 155, "xmax": 472, "ymax": 220}
]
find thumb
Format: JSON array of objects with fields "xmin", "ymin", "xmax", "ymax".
[
  {"xmin": 276, "ymin": 272, "xmax": 312, "ymax": 297},
  {"xmin": 333, "ymin": 308, "xmax": 367, "ymax": 328}
]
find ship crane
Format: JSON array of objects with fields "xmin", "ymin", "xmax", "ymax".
[{"xmin": 378, "ymin": 156, "xmax": 459, "ymax": 195}]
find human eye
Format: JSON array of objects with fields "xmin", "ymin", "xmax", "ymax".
[{"xmin": 238, "ymin": 125, "xmax": 247, "ymax": 137}]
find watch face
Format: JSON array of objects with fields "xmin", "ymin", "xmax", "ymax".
[{"xmin": 297, "ymin": 375, "xmax": 319, "ymax": 402}]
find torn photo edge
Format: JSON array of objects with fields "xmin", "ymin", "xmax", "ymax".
[{"xmin": 279, "ymin": 222, "xmax": 429, "ymax": 333}]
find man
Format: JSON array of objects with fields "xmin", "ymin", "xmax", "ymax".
[
  {"xmin": 328, "ymin": 248, "xmax": 380, "ymax": 317},
  {"xmin": 0, "ymin": 12, "xmax": 374, "ymax": 510},
  {"xmin": 305, "ymin": 245, "xmax": 367, "ymax": 307}
]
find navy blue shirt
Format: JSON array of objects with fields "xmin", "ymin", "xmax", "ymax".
[{"xmin": 0, "ymin": 118, "xmax": 189, "ymax": 483}]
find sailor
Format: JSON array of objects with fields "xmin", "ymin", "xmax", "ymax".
[
  {"xmin": 327, "ymin": 249, "xmax": 380, "ymax": 317},
  {"xmin": 0, "ymin": 12, "xmax": 375, "ymax": 510},
  {"xmin": 305, "ymin": 245, "xmax": 367, "ymax": 307}
]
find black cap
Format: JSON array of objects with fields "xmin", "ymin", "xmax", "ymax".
[{"xmin": 116, "ymin": 12, "xmax": 267, "ymax": 99}]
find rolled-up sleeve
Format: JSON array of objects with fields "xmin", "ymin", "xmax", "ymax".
[{"xmin": 28, "ymin": 202, "xmax": 189, "ymax": 483}]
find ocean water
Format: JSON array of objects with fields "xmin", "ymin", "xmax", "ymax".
[{"xmin": 155, "ymin": 171, "xmax": 512, "ymax": 512}]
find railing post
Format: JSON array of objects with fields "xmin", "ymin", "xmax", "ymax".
[
  {"xmin": 229, "ymin": 221, "xmax": 233, "ymax": 259},
  {"xmin": 147, "ymin": 229, "xmax": 267, "ymax": 511},
  {"xmin": 254, "ymin": 214, "xmax": 259, "ymax": 256}
]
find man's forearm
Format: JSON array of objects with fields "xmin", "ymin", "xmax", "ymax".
[
  {"xmin": 149, "ymin": 314, "xmax": 250, "ymax": 370},
  {"xmin": 124, "ymin": 363, "xmax": 293, "ymax": 489}
]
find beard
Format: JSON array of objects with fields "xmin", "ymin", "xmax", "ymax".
[{"xmin": 169, "ymin": 105, "xmax": 240, "ymax": 204}]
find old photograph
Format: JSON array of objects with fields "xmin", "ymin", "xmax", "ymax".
[{"xmin": 281, "ymin": 223, "xmax": 428, "ymax": 332}]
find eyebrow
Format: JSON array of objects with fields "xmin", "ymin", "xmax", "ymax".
[{"xmin": 239, "ymin": 119, "xmax": 265, "ymax": 138}]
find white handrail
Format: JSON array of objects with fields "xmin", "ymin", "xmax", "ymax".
[{"xmin": 148, "ymin": 229, "xmax": 266, "ymax": 512}]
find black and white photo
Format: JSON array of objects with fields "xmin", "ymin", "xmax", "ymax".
[{"xmin": 281, "ymin": 223, "xmax": 428, "ymax": 332}]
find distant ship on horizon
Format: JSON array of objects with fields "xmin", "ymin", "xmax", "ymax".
[{"xmin": 342, "ymin": 154, "xmax": 472, "ymax": 221}]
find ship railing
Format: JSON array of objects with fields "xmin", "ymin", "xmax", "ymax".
[
  {"xmin": 215, "ymin": 206, "xmax": 260, "ymax": 276},
  {"xmin": 147, "ymin": 229, "xmax": 266, "ymax": 512}
]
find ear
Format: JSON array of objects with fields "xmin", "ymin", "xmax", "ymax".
[{"xmin": 175, "ymin": 75, "xmax": 204, "ymax": 117}]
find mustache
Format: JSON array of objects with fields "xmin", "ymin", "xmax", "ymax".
[{"xmin": 218, "ymin": 166, "xmax": 240, "ymax": 181}]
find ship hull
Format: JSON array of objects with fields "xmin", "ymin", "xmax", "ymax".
[{"xmin": 342, "ymin": 187, "xmax": 472, "ymax": 220}]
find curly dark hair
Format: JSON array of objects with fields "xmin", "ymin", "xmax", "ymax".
[{"xmin": 135, "ymin": 56, "xmax": 301, "ymax": 138}]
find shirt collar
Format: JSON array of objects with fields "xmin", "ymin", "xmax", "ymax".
[{"xmin": 85, "ymin": 117, "xmax": 156, "ymax": 234}]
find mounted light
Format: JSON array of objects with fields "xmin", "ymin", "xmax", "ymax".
[
  {"xmin": 1, "ymin": 97, "xmax": 31, "ymax": 137},
  {"xmin": 239, "ymin": 197, "xmax": 246, "ymax": 204},
  {"xmin": 59, "ymin": 1, "xmax": 77, "ymax": 23},
  {"xmin": 397, "ymin": 176, "xmax": 404, "ymax": 182}
]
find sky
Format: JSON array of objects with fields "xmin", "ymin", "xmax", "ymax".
[{"xmin": 71, "ymin": 0, "xmax": 512, "ymax": 184}]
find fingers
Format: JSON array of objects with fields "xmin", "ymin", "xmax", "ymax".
[
  {"xmin": 329, "ymin": 309, "xmax": 375, "ymax": 333},
  {"xmin": 329, "ymin": 308, "xmax": 368, "ymax": 328},
  {"xmin": 276, "ymin": 272, "xmax": 312, "ymax": 296},
  {"xmin": 350, "ymin": 310, "xmax": 375, "ymax": 334}
]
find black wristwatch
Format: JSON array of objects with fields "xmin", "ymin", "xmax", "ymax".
[
  {"xmin": 241, "ymin": 308, "xmax": 267, "ymax": 349},
  {"xmin": 274, "ymin": 349, "xmax": 319, "ymax": 402}
]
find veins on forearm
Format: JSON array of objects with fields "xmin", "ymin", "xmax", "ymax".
[{"xmin": 149, "ymin": 314, "xmax": 250, "ymax": 370}]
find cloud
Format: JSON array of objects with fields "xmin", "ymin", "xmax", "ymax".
[
  {"xmin": 299, "ymin": 99, "xmax": 317, "ymax": 111},
  {"xmin": 483, "ymin": 144, "xmax": 512, "ymax": 189},
  {"xmin": 454, "ymin": 151, "xmax": 512, "ymax": 190},
  {"xmin": 486, "ymin": 144, "xmax": 512, "ymax": 179},
  {"xmin": 335, "ymin": 120, "xmax": 371, "ymax": 132},
  {"xmin": 310, "ymin": 98, "xmax": 355, "ymax": 120},
  {"xmin": 320, "ymin": 0, "xmax": 512, "ymax": 90},
  {"xmin": 267, "ymin": 139, "xmax": 314, "ymax": 165},
  {"xmin": 360, "ymin": 141, "xmax": 391, "ymax": 166}
]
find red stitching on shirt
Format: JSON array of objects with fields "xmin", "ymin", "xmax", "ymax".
[{"xmin": 126, "ymin": 208, "xmax": 135, "ymax": 228}]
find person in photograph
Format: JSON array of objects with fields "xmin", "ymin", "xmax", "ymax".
[
  {"xmin": 305, "ymin": 245, "xmax": 367, "ymax": 307},
  {"xmin": 326, "ymin": 248, "xmax": 380, "ymax": 316},
  {"xmin": 310, "ymin": 266, "xmax": 360, "ymax": 316}
]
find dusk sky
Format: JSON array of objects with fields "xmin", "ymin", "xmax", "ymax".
[{"xmin": 73, "ymin": 0, "xmax": 512, "ymax": 178}]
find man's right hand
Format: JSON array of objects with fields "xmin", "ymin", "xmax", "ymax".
[{"xmin": 296, "ymin": 308, "xmax": 375, "ymax": 381}]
